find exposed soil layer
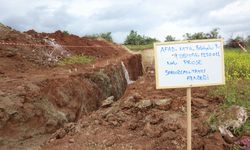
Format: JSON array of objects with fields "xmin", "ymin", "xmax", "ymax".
[
  {"xmin": 0, "ymin": 24, "xmax": 143, "ymax": 149},
  {"xmin": 42, "ymin": 71, "xmax": 231, "ymax": 150},
  {"xmin": 0, "ymin": 24, "xmax": 246, "ymax": 150}
]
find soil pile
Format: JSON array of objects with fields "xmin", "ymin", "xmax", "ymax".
[
  {"xmin": 0, "ymin": 24, "xmax": 143, "ymax": 149},
  {"xmin": 42, "ymin": 72, "xmax": 231, "ymax": 150}
]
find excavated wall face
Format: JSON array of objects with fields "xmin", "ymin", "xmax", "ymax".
[{"xmin": 0, "ymin": 54, "xmax": 143, "ymax": 143}]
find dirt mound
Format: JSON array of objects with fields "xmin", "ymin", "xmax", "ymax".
[
  {"xmin": 41, "ymin": 73, "xmax": 232, "ymax": 150},
  {"xmin": 0, "ymin": 24, "xmax": 127, "ymax": 74},
  {"xmin": 0, "ymin": 24, "xmax": 144, "ymax": 149},
  {"xmin": 25, "ymin": 30, "xmax": 124, "ymax": 59}
]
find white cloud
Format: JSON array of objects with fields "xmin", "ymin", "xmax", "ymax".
[{"xmin": 0, "ymin": 0, "xmax": 249, "ymax": 43}]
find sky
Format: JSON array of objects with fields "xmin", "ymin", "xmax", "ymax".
[{"xmin": 0, "ymin": 0, "xmax": 249, "ymax": 43}]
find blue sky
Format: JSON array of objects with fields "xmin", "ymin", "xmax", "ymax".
[{"xmin": 0, "ymin": 0, "xmax": 249, "ymax": 43}]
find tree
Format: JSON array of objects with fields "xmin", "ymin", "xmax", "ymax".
[
  {"xmin": 124, "ymin": 30, "xmax": 157, "ymax": 45},
  {"xmin": 124, "ymin": 30, "xmax": 141, "ymax": 45},
  {"xmin": 165, "ymin": 35, "xmax": 176, "ymax": 42},
  {"xmin": 208, "ymin": 28, "xmax": 220, "ymax": 39},
  {"xmin": 183, "ymin": 28, "xmax": 221, "ymax": 40}
]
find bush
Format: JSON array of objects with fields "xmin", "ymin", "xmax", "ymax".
[{"xmin": 84, "ymin": 32, "xmax": 113, "ymax": 42}]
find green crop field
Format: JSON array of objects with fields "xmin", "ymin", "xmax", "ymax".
[{"xmin": 210, "ymin": 47, "xmax": 250, "ymax": 134}]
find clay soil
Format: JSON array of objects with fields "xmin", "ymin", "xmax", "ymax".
[
  {"xmin": 0, "ymin": 24, "xmax": 136, "ymax": 149},
  {"xmin": 0, "ymin": 24, "xmax": 237, "ymax": 150},
  {"xmin": 41, "ymin": 69, "xmax": 231, "ymax": 150}
]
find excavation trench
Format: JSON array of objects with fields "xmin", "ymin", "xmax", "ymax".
[{"xmin": 0, "ymin": 54, "xmax": 143, "ymax": 146}]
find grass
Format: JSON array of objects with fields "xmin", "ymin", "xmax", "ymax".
[
  {"xmin": 58, "ymin": 55, "xmax": 95, "ymax": 65},
  {"xmin": 209, "ymin": 47, "xmax": 250, "ymax": 135},
  {"xmin": 124, "ymin": 43, "xmax": 153, "ymax": 51}
]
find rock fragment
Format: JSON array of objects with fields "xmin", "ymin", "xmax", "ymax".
[{"xmin": 101, "ymin": 96, "xmax": 114, "ymax": 108}]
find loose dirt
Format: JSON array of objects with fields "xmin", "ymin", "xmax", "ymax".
[
  {"xmin": 41, "ymin": 74, "xmax": 231, "ymax": 150},
  {"xmin": 0, "ymin": 23, "xmax": 242, "ymax": 150}
]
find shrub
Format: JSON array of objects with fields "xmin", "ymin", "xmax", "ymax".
[
  {"xmin": 63, "ymin": 30, "xmax": 69, "ymax": 35},
  {"xmin": 84, "ymin": 32, "xmax": 113, "ymax": 42}
]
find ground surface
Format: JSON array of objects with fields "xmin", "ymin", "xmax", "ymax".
[
  {"xmin": 42, "ymin": 69, "xmax": 229, "ymax": 150},
  {"xmin": 0, "ymin": 24, "xmax": 246, "ymax": 150},
  {"xmin": 0, "ymin": 24, "xmax": 136, "ymax": 149},
  {"xmin": 41, "ymin": 49, "xmax": 233, "ymax": 150}
]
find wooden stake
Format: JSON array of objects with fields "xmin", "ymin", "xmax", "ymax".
[{"xmin": 187, "ymin": 88, "xmax": 192, "ymax": 150}]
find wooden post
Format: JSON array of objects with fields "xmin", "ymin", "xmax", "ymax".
[{"xmin": 187, "ymin": 88, "xmax": 192, "ymax": 150}]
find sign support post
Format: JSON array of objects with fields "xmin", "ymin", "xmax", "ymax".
[
  {"xmin": 187, "ymin": 87, "xmax": 192, "ymax": 150},
  {"xmin": 154, "ymin": 39, "xmax": 225, "ymax": 150}
]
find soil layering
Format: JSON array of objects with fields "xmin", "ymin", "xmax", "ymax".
[{"xmin": 0, "ymin": 23, "xmax": 247, "ymax": 150}]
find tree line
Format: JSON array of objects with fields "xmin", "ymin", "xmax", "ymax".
[{"xmin": 82, "ymin": 29, "xmax": 250, "ymax": 48}]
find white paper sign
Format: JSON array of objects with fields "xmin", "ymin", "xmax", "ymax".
[{"xmin": 154, "ymin": 39, "xmax": 225, "ymax": 89}]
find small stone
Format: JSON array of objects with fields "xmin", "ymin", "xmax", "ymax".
[
  {"xmin": 110, "ymin": 120, "xmax": 118, "ymax": 126},
  {"xmin": 161, "ymin": 131, "xmax": 177, "ymax": 140},
  {"xmin": 94, "ymin": 120, "xmax": 100, "ymax": 125},
  {"xmin": 120, "ymin": 96, "xmax": 135, "ymax": 109},
  {"xmin": 136, "ymin": 100, "xmax": 152, "ymax": 109},
  {"xmin": 6, "ymin": 51, "xmax": 16, "ymax": 57},
  {"xmin": 56, "ymin": 129, "xmax": 66, "ymax": 139},
  {"xmin": 204, "ymin": 144, "xmax": 223, "ymax": 150},
  {"xmin": 103, "ymin": 138, "xmax": 116, "ymax": 147},
  {"xmin": 46, "ymin": 119, "xmax": 58, "ymax": 126},
  {"xmin": 69, "ymin": 138, "xmax": 75, "ymax": 143},
  {"xmin": 101, "ymin": 96, "xmax": 114, "ymax": 107},
  {"xmin": 133, "ymin": 93, "xmax": 143, "ymax": 101},
  {"xmin": 192, "ymin": 98, "xmax": 209, "ymax": 108},
  {"xmin": 143, "ymin": 123, "xmax": 162, "ymax": 138},
  {"xmin": 154, "ymin": 99, "xmax": 172, "ymax": 110},
  {"xmin": 49, "ymin": 139, "xmax": 55, "ymax": 143},
  {"xmin": 217, "ymin": 105, "xmax": 248, "ymax": 137},
  {"xmin": 0, "ymin": 90, "xmax": 5, "ymax": 96}
]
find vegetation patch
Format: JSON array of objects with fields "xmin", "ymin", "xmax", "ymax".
[
  {"xmin": 124, "ymin": 43, "xmax": 153, "ymax": 51},
  {"xmin": 58, "ymin": 55, "xmax": 95, "ymax": 65},
  {"xmin": 209, "ymin": 48, "xmax": 250, "ymax": 135},
  {"xmin": 84, "ymin": 32, "xmax": 113, "ymax": 42}
]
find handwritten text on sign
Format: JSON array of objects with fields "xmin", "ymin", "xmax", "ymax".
[{"xmin": 154, "ymin": 39, "xmax": 225, "ymax": 89}]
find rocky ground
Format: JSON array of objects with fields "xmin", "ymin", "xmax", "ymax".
[
  {"xmin": 0, "ymin": 23, "xmax": 249, "ymax": 150},
  {"xmin": 41, "ymin": 70, "xmax": 232, "ymax": 150}
]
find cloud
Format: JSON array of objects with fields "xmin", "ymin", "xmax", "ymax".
[{"xmin": 0, "ymin": 0, "xmax": 249, "ymax": 43}]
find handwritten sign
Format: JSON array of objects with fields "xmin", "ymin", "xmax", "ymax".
[{"xmin": 154, "ymin": 39, "xmax": 225, "ymax": 89}]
